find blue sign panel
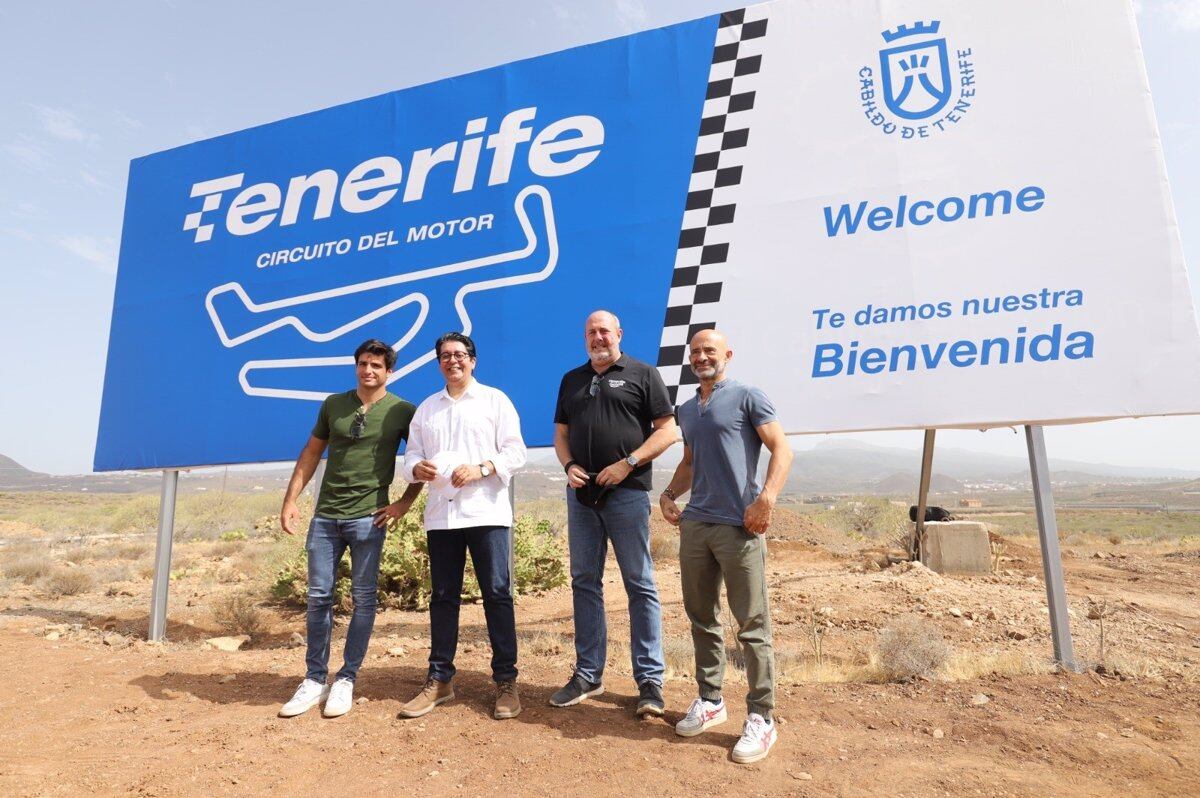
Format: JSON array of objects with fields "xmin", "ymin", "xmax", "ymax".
[{"xmin": 96, "ymin": 17, "xmax": 718, "ymax": 470}]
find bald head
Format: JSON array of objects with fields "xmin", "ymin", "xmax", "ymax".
[
  {"xmin": 584, "ymin": 309, "xmax": 623, "ymax": 368},
  {"xmin": 688, "ymin": 328, "xmax": 732, "ymax": 383},
  {"xmin": 585, "ymin": 309, "xmax": 621, "ymax": 331},
  {"xmin": 689, "ymin": 328, "xmax": 728, "ymax": 352}
]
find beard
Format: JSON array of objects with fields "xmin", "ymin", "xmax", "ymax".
[
  {"xmin": 589, "ymin": 345, "xmax": 618, "ymax": 365},
  {"xmin": 690, "ymin": 360, "xmax": 726, "ymax": 380}
]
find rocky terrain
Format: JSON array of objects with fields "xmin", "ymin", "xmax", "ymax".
[{"xmin": 2, "ymin": 498, "xmax": 1198, "ymax": 796}]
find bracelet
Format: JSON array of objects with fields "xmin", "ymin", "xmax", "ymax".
[
  {"xmin": 662, "ymin": 488, "xmax": 677, "ymax": 501},
  {"xmin": 564, "ymin": 460, "xmax": 578, "ymax": 474}
]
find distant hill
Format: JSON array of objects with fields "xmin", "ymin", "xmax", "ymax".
[
  {"xmin": 0, "ymin": 453, "xmax": 172, "ymax": 493},
  {"xmin": 0, "ymin": 454, "xmax": 44, "ymax": 488},
  {"xmin": 527, "ymin": 437, "xmax": 1194, "ymax": 496},
  {"xmin": 5, "ymin": 436, "xmax": 1196, "ymax": 497},
  {"xmin": 872, "ymin": 472, "xmax": 964, "ymax": 496},
  {"xmin": 770, "ymin": 440, "xmax": 1197, "ymax": 492}
]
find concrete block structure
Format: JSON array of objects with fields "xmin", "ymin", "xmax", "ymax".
[{"xmin": 918, "ymin": 520, "xmax": 992, "ymax": 574}]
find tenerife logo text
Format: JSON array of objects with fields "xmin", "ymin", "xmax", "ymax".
[
  {"xmin": 182, "ymin": 106, "xmax": 604, "ymax": 243},
  {"xmin": 857, "ymin": 20, "xmax": 976, "ymax": 139}
]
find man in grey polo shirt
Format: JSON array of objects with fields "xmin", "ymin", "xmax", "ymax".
[{"xmin": 659, "ymin": 328, "xmax": 793, "ymax": 764}]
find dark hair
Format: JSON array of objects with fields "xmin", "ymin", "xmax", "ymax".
[
  {"xmin": 354, "ymin": 338, "xmax": 396, "ymax": 370},
  {"xmin": 435, "ymin": 332, "xmax": 477, "ymax": 360}
]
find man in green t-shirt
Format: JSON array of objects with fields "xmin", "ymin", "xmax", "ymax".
[{"xmin": 277, "ymin": 338, "xmax": 421, "ymax": 719}]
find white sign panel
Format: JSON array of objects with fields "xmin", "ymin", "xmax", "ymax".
[{"xmin": 678, "ymin": 0, "xmax": 1200, "ymax": 432}]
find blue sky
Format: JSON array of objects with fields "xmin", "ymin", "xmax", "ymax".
[{"xmin": 1, "ymin": 0, "xmax": 1198, "ymax": 475}]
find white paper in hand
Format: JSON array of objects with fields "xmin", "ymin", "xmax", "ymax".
[{"xmin": 429, "ymin": 451, "xmax": 467, "ymax": 499}]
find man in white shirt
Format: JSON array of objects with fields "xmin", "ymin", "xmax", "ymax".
[{"xmin": 398, "ymin": 332, "xmax": 527, "ymax": 720}]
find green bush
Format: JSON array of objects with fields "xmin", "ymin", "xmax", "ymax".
[
  {"xmin": 219, "ymin": 529, "xmax": 248, "ymax": 542},
  {"xmin": 175, "ymin": 493, "xmax": 280, "ymax": 541},
  {"xmin": 821, "ymin": 497, "xmax": 910, "ymax": 541},
  {"xmin": 104, "ymin": 494, "xmax": 161, "ymax": 535},
  {"xmin": 270, "ymin": 493, "xmax": 567, "ymax": 611}
]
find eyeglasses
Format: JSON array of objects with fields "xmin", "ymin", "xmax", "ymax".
[
  {"xmin": 588, "ymin": 374, "xmax": 600, "ymax": 398},
  {"xmin": 351, "ymin": 407, "xmax": 367, "ymax": 439},
  {"xmin": 438, "ymin": 351, "xmax": 471, "ymax": 363}
]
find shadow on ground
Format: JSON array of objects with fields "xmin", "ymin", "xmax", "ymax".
[{"xmin": 126, "ymin": 664, "xmax": 742, "ymax": 749}]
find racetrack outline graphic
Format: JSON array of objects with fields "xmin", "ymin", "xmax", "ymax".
[{"xmin": 204, "ymin": 184, "xmax": 558, "ymax": 401}]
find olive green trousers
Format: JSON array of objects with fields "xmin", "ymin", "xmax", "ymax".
[{"xmin": 678, "ymin": 518, "xmax": 774, "ymax": 718}]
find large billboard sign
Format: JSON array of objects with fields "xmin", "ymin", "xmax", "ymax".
[{"xmin": 96, "ymin": 0, "xmax": 1200, "ymax": 471}]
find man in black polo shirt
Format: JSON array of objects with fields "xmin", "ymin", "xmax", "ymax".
[{"xmin": 550, "ymin": 309, "xmax": 679, "ymax": 717}]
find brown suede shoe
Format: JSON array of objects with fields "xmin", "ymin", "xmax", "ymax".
[
  {"xmin": 398, "ymin": 678, "xmax": 454, "ymax": 718},
  {"xmin": 494, "ymin": 680, "xmax": 521, "ymax": 719}
]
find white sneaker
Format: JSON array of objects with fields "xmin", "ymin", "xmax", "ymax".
[
  {"xmin": 322, "ymin": 678, "xmax": 354, "ymax": 718},
  {"xmin": 279, "ymin": 678, "xmax": 329, "ymax": 718},
  {"xmin": 674, "ymin": 697, "xmax": 728, "ymax": 737},
  {"xmin": 731, "ymin": 713, "xmax": 777, "ymax": 764}
]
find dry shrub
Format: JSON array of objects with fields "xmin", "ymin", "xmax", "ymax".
[
  {"xmin": 774, "ymin": 649, "xmax": 801, "ymax": 681},
  {"xmin": 209, "ymin": 539, "xmax": 245, "ymax": 559},
  {"xmin": 3, "ymin": 556, "xmax": 53, "ymax": 584},
  {"xmin": 662, "ymin": 635, "xmax": 695, "ymax": 679},
  {"xmin": 211, "ymin": 591, "xmax": 268, "ymax": 639},
  {"xmin": 115, "ymin": 540, "xmax": 152, "ymax": 560},
  {"xmin": 518, "ymin": 630, "xmax": 571, "ymax": 658},
  {"xmin": 649, "ymin": 528, "xmax": 679, "ymax": 561},
  {"xmin": 606, "ymin": 637, "xmax": 630, "ymax": 670},
  {"xmin": 171, "ymin": 554, "xmax": 197, "ymax": 575},
  {"xmin": 943, "ymin": 650, "xmax": 1049, "ymax": 680},
  {"xmin": 230, "ymin": 552, "xmax": 262, "ymax": 579},
  {"xmin": 99, "ymin": 563, "xmax": 133, "ymax": 583},
  {"xmin": 60, "ymin": 545, "xmax": 105, "ymax": 565},
  {"xmin": 1101, "ymin": 651, "xmax": 1162, "ymax": 680},
  {"xmin": 876, "ymin": 615, "xmax": 950, "ymax": 680},
  {"xmin": 777, "ymin": 652, "xmax": 877, "ymax": 684},
  {"xmin": 40, "ymin": 568, "xmax": 95, "ymax": 598}
]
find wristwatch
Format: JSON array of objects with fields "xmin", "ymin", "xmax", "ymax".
[
  {"xmin": 625, "ymin": 454, "xmax": 639, "ymax": 468},
  {"xmin": 479, "ymin": 463, "xmax": 492, "ymax": 477}
]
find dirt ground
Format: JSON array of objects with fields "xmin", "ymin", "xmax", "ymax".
[{"xmin": 3, "ymin": 529, "xmax": 1199, "ymax": 797}]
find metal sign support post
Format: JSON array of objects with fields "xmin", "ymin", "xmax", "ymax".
[
  {"xmin": 913, "ymin": 429, "xmax": 936, "ymax": 560},
  {"xmin": 1024, "ymin": 425, "xmax": 1080, "ymax": 672},
  {"xmin": 148, "ymin": 468, "xmax": 180, "ymax": 642}
]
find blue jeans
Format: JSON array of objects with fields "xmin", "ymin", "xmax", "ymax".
[
  {"xmin": 566, "ymin": 487, "xmax": 664, "ymax": 686},
  {"xmin": 426, "ymin": 526, "xmax": 518, "ymax": 683},
  {"xmin": 304, "ymin": 515, "xmax": 385, "ymax": 684}
]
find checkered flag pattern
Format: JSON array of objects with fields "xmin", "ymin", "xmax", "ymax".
[{"xmin": 656, "ymin": 5, "xmax": 770, "ymax": 405}]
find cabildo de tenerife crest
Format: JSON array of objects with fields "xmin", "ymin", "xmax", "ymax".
[{"xmin": 858, "ymin": 19, "xmax": 975, "ymax": 139}]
